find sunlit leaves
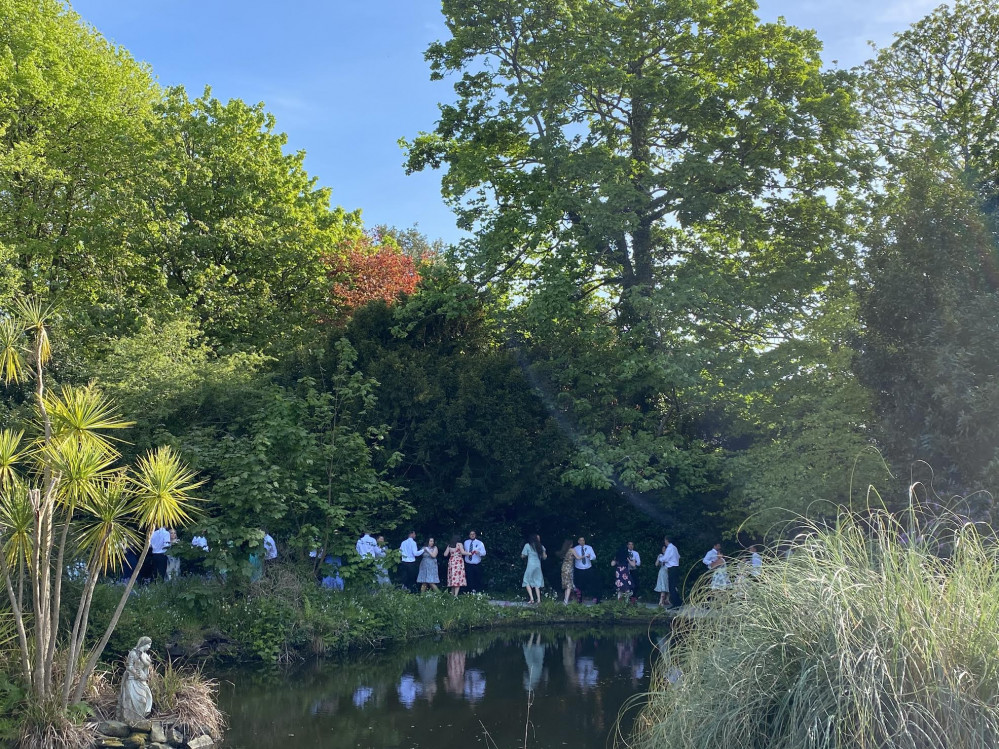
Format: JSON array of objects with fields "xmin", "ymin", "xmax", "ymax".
[
  {"xmin": 0, "ymin": 430, "xmax": 24, "ymax": 489},
  {"xmin": 41, "ymin": 439, "xmax": 118, "ymax": 507},
  {"xmin": 44, "ymin": 384, "xmax": 132, "ymax": 453},
  {"xmin": 0, "ymin": 477, "xmax": 33, "ymax": 569},
  {"xmin": 130, "ymin": 446, "xmax": 203, "ymax": 530},
  {"xmin": 0, "ymin": 317, "xmax": 25, "ymax": 384},
  {"xmin": 75, "ymin": 477, "xmax": 141, "ymax": 574}
]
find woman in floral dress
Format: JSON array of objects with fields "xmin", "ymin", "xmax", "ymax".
[{"xmin": 444, "ymin": 534, "xmax": 467, "ymax": 596}]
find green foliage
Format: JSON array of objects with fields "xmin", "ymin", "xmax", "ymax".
[
  {"xmin": 150, "ymin": 88, "xmax": 362, "ymax": 352},
  {"xmin": 856, "ymin": 158, "xmax": 999, "ymax": 497}
]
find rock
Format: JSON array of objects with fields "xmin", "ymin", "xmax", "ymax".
[
  {"xmin": 122, "ymin": 733, "xmax": 147, "ymax": 748},
  {"xmin": 99, "ymin": 721, "xmax": 131, "ymax": 738},
  {"xmin": 129, "ymin": 720, "xmax": 153, "ymax": 733},
  {"xmin": 150, "ymin": 722, "xmax": 167, "ymax": 744},
  {"xmin": 185, "ymin": 735, "xmax": 215, "ymax": 749},
  {"xmin": 167, "ymin": 727, "xmax": 185, "ymax": 745},
  {"xmin": 96, "ymin": 740, "xmax": 125, "ymax": 749},
  {"xmin": 147, "ymin": 744, "xmax": 168, "ymax": 749}
]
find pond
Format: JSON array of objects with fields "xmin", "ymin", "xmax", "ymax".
[{"xmin": 219, "ymin": 625, "xmax": 666, "ymax": 749}]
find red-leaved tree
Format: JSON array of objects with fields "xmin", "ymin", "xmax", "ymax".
[{"xmin": 326, "ymin": 232, "xmax": 423, "ymax": 317}]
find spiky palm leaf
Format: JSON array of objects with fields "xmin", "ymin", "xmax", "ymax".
[
  {"xmin": 76, "ymin": 476, "xmax": 141, "ymax": 574},
  {"xmin": 0, "ymin": 429, "xmax": 24, "ymax": 489},
  {"xmin": 14, "ymin": 297, "xmax": 53, "ymax": 368},
  {"xmin": 0, "ymin": 317, "xmax": 25, "ymax": 384},
  {"xmin": 0, "ymin": 477, "xmax": 34, "ymax": 569},
  {"xmin": 130, "ymin": 446, "xmax": 202, "ymax": 530},
  {"xmin": 40, "ymin": 438, "xmax": 118, "ymax": 507},
  {"xmin": 43, "ymin": 384, "xmax": 132, "ymax": 453}
]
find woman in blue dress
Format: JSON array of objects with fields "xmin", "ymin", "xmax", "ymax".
[{"xmin": 521, "ymin": 534, "xmax": 547, "ymax": 604}]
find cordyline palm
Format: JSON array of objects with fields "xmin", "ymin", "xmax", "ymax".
[{"xmin": 0, "ymin": 301, "xmax": 202, "ymax": 708}]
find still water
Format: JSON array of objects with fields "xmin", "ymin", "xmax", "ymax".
[{"xmin": 219, "ymin": 625, "xmax": 665, "ymax": 749}]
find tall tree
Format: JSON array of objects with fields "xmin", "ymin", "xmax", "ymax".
[
  {"xmin": 405, "ymin": 0, "xmax": 862, "ymax": 503},
  {"xmin": 0, "ymin": 0, "xmax": 160, "ymax": 333},
  {"xmin": 151, "ymin": 88, "xmax": 362, "ymax": 352}
]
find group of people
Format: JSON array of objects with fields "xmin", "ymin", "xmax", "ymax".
[
  {"xmin": 135, "ymin": 527, "xmax": 275, "ymax": 582},
  {"xmin": 547, "ymin": 536, "xmax": 683, "ymax": 608},
  {"xmin": 527, "ymin": 535, "xmax": 763, "ymax": 607},
  {"xmin": 356, "ymin": 530, "xmax": 487, "ymax": 597}
]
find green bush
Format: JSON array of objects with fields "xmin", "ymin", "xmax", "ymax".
[{"xmin": 633, "ymin": 510, "xmax": 999, "ymax": 749}]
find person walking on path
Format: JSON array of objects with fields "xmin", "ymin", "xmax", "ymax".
[
  {"xmin": 663, "ymin": 536, "xmax": 683, "ymax": 609},
  {"xmin": 150, "ymin": 526, "xmax": 170, "ymax": 581},
  {"xmin": 418, "ymin": 537, "xmax": 440, "ymax": 593},
  {"xmin": 559, "ymin": 539, "xmax": 581, "ymax": 604},
  {"xmin": 521, "ymin": 534, "xmax": 547, "ymax": 604},
  {"xmin": 626, "ymin": 541, "xmax": 642, "ymax": 601},
  {"xmin": 703, "ymin": 543, "xmax": 730, "ymax": 590},
  {"xmin": 463, "ymin": 530, "xmax": 486, "ymax": 593},
  {"xmin": 573, "ymin": 537, "xmax": 597, "ymax": 602},
  {"xmin": 444, "ymin": 535, "xmax": 467, "ymax": 597},
  {"xmin": 399, "ymin": 530, "xmax": 423, "ymax": 592},
  {"xmin": 612, "ymin": 545, "xmax": 636, "ymax": 600}
]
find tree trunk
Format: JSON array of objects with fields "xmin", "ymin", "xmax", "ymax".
[
  {"xmin": 72, "ymin": 528, "xmax": 152, "ymax": 705},
  {"xmin": 0, "ymin": 552, "xmax": 32, "ymax": 687}
]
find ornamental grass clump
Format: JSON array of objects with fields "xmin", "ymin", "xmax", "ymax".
[{"xmin": 632, "ymin": 510, "xmax": 999, "ymax": 749}]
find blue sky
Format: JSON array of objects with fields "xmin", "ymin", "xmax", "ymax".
[{"xmin": 71, "ymin": 0, "xmax": 940, "ymax": 244}]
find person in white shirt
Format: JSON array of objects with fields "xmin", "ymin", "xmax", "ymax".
[
  {"xmin": 626, "ymin": 541, "xmax": 642, "ymax": 600},
  {"xmin": 573, "ymin": 536, "xmax": 597, "ymax": 602},
  {"xmin": 463, "ymin": 530, "xmax": 486, "ymax": 593},
  {"xmin": 703, "ymin": 543, "xmax": 729, "ymax": 590},
  {"xmin": 749, "ymin": 545, "xmax": 763, "ymax": 577},
  {"xmin": 356, "ymin": 532, "xmax": 379, "ymax": 558},
  {"xmin": 149, "ymin": 526, "xmax": 171, "ymax": 581},
  {"xmin": 262, "ymin": 531, "xmax": 277, "ymax": 561},
  {"xmin": 655, "ymin": 536, "xmax": 681, "ymax": 608},
  {"xmin": 399, "ymin": 530, "xmax": 423, "ymax": 592}
]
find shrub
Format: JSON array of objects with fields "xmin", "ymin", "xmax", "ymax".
[{"xmin": 632, "ymin": 510, "xmax": 999, "ymax": 749}]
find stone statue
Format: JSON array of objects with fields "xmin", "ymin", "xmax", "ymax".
[{"xmin": 117, "ymin": 636, "xmax": 153, "ymax": 723}]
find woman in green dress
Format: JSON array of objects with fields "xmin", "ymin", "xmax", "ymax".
[{"xmin": 522, "ymin": 533, "xmax": 547, "ymax": 604}]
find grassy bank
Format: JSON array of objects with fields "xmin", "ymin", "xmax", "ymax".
[
  {"xmin": 632, "ymin": 511, "xmax": 999, "ymax": 749},
  {"xmin": 79, "ymin": 566, "xmax": 660, "ymax": 665}
]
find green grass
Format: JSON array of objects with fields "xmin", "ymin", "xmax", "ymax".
[{"xmin": 631, "ymin": 510, "xmax": 999, "ymax": 749}]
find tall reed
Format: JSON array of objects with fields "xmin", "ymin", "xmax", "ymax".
[{"xmin": 632, "ymin": 511, "xmax": 999, "ymax": 749}]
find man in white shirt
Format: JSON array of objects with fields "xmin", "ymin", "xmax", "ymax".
[
  {"xmin": 703, "ymin": 543, "xmax": 721, "ymax": 569},
  {"xmin": 573, "ymin": 537, "xmax": 597, "ymax": 602},
  {"xmin": 150, "ymin": 526, "xmax": 171, "ymax": 581},
  {"xmin": 263, "ymin": 531, "xmax": 277, "ymax": 561},
  {"xmin": 626, "ymin": 541, "xmax": 642, "ymax": 601},
  {"xmin": 463, "ymin": 530, "xmax": 487, "ymax": 593},
  {"xmin": 663, "ymin": 536, "xmax": 680, "ymax": 608},
  {"xmin": 399, "ymin": 530, "xmax": 423, "ymax": 592},
  {"xmin": 748, "ymin": 545, "xmax": 763, "ymax": 577},
  {"xmin": 356, "ymin": 532, "xmax": 379, "ymax": 558}
]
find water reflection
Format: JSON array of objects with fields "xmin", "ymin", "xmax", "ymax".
[{"xmin": 220, "ymin": 625, "xmax": 666, "ymax": 749}]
